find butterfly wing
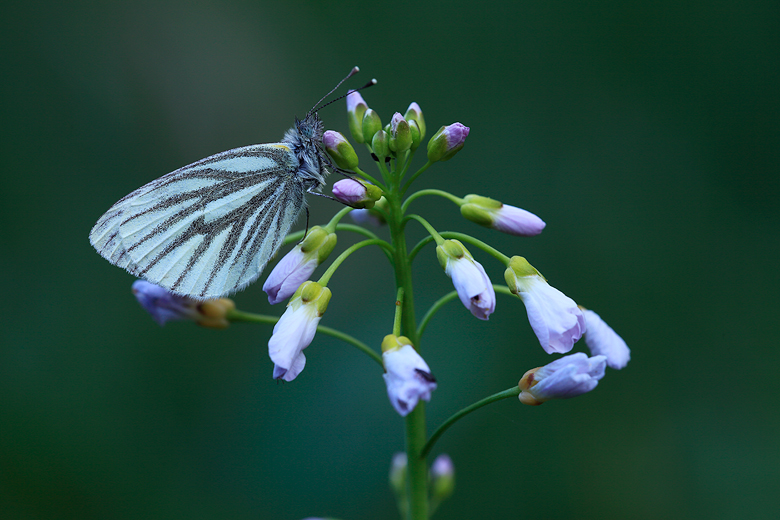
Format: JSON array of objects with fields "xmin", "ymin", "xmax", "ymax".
[{"xmin": 89, "ymin": 143, "xmax": 306, "ymax": 299}]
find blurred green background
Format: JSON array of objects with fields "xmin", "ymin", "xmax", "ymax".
[{"xmin": 2, "ymin": 1, "xmax": 778, "ymax": 518}]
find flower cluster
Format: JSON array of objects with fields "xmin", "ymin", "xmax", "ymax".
[{"xmin": 115, "ymin": 78, "xmax": 631, "ymax": 517}]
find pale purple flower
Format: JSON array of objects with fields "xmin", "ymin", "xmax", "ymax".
[
  {"xmin": 460, "ymin": 195, "xmax": 545, "ymax": 237},
  {"xmin": 447, "ymin": 257, "xmax": 495, "ymax": 320},
  {"xmin": 431, "ymin": 453, "xmax": 455, "ymax": 500},
  {"xmin": 517, "ymin": 276, "xmax": 584, "ymax": 353},
  {"xmin": 268, "ymin": 282, "xmax": 331, "ymax": 381},
  {"xmin": 518, "ymin": 353, "xmax": 606, "ymax": 405},
  {"xmin": 431, "ymin": 453, "xmax": 454, "ymax": 480},
  {"xmin": 382, "ymin": 336, "xmax": 437, "ymax": 417},
  {"xmin": 263, "ymin": 227, "xmax": 336, "ymax": 305},
  {"xmin": 350, "ymin": 208, "xmax": 384, "ymax": 227},
  {"xmin": 505, "ymin": 257, "xmax": 584, "ymax": 354},
  {"xmin": 582, "ymin": 309, "xmax": 631, "ymax": 369},
  {"xmin": 132, "ymin": 280, "xmax": 199, "ymax": 325},
  {"xmin": 389, "ymin": 452, "xmax": 407, "ymax": 494},
  {"xmin": 437, "ymin": 240, "xmax": 495, "ymax": 320},
  {"xmin": 491, "ymin": 205, "xmax": 546, "ymax": 236},
  {"xmin": 263, "ymin": 247, "xmax": 318, "ymax": 305},
  {"xmin": 131, "ymin": 280, "xmax": 234, "ymax": 328}
]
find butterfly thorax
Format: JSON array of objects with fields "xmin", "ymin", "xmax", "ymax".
[{"xmin": 283, "ymin": 113, "xmax": 328, "ymax": 189}]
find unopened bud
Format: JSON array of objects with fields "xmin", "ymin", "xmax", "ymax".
[
  {"xmin": 361, "ymin": 109, "xmax": 382, "ymax": 144},
  {"xmin": 323, "ymin": 130, "xmax": 358, "ymax": 170}
]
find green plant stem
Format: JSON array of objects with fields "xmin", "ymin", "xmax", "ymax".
[
  {"xmin": 401, "ymin": 160, "xmax": 433, "ymax": 193},
  {"xmin": 417, "ymin": 290, "xmax": 460, "ymax": 339},
  {"xmin": 317, "ymin": 238, "xmax": 394, "ymax": 286},
  {"xmin": 408, "ymin": 232, "xmax": 510, "ymax": 264},
  {"xmin": 393, "ymin": 287, "xmax": 404, "ymax": 337},
  {"xmin": 421, "ymin": 386, "xmax": 521, "ymax": 459},
  {"xmin": 386, "ymin": 168, "xmax": 428, "ymax": 520},
  {"xmin": 401, "ymin": 188, "xmax": 463, "ymax": 214},
  {"xmin": 405, "ymin": 214, "xmax": 444, "ymax": 244},
  {"xmin": 334, "ymin": 223, "xmax": 381, "ymax": 241},
  {"xmin": 352, "ymin": 166, "xmax": 384, "ymax": 190},
  {"xmin": 227, "ymin": 309, "xmax": 382, "ymax": 366}
]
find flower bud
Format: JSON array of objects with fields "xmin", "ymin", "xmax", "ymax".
[
  {"xmin": 404, "ymin": 102, "xmax": 426, "ymax": 140},
  {"xmin": 505, "ymin": 256, "xmax": 585, "ymax": 354},
  {"xmin": 388, "ymin": 112, "xmax": 412, "ymax": 154},
  {"xmin": 196, "ymin": 298, "xmax": 236, "ymax": 329},
  {"xmin": 361, "ymin": 109, "xmax": 382, "ymax": 144},
  {"xmin": 389, "ymin": 452, "xmax": 407, "ymax": 496},
  {"xmin": 427, "ymin": 123, "xmax": 469, "ymax": 162},
  {"xmin": 518, "ymin": 353, "xmax": 606, "ymax": 405},
  {"xmin": 460, "ymin": 194, "xmax": 546, "ymax": 237},
  {"xmin": 382, "ymin": 335, "xmax": 437, "ymax": 417},
  {"xmin": 263, "ymin": 226, "xmax": 337, "ymax": 304},
  {"xmin": 131, "ymin": 280, "xmax": 234, "ymax": 329},
  {"xmin": 268, "ymin": 281, "xmax": 331, "ymax": 381},
  {"xmin": 332, "ymin": 178, "xmax": 383, "ymax": 209},
  {"xmin": 430, "ymin": 454, "xmax": 455, "ymax": 503},
  {"xmin": 347, "ymin": 91, "xmax": 368, "ymax": 143},
  {"xmin": 408, "ymin": 119, "xmax": 422, "ymax": 151},
  {"xmin": 323, "ymin": 130, "xmax": 358, "ymax": 170},
  {"xmin": 371, "ymin": 129, "xmax": 390, "ymax": 159}
]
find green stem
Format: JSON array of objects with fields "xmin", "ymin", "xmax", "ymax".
[
  {"xmin": 393, "ymin": 287, "xmax": 404, "ymax": 337},
  {"xmin": 408, "ymin": 232, "xmax": 511, "ymax": 265},
  {"xmin": 417, "ymin": 290, "xmax": 460, "ymax": 339},
  {"xmin": 352, "ymin": 166, "xmax": 385, "ymax": 190},
  {"xmin": 405, "ymin": 214, "xmax": 444, "ymax": 244},
  {"xmin": 421, "ymin": 387, "xmax": 521, "ymax": 459},
  {"xmin": 399, "ymin": 148, "xmax": 415, "ymax": 179},
  {"xmin": 386, "ymin": 173, "xmax": 428, "ymax": 520},
  {"xmin": 317, "ymin": 238, "xmax": 394, "ymax": 286},
  {"xmin": 402, "ymin": 189, "xmax": 463, "ymax": 214},
  {"xmin": 401, "ymin": 160, "xmax": 433, "ymax": 193},
  {"xmin": 227, "ymin": 310, "xmax": 382, "ymax": 366},
  {"xmin": 324, "ymin": 206, "xmax": 354, "ymax": 232},
  {"xmin": 334, "ymin": 223, "xmax": 381, "ymax": 241}
]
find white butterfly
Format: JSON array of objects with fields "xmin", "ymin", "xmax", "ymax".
[{"xmin": 90, "ymin": 68, "xmax": 368, "ymax": 300}]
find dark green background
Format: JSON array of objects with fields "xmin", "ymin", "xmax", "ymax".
[{"xmin": 2, "ymin": 1, "xmax": 778, "ymax": 519}]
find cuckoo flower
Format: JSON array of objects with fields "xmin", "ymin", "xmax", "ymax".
[
  {"xmin": 131, "ymin": 280, "xmax": 234, "ymax": 329},
  {"xmin": 268, "ymin": 281, "xmax": 331, "ymax": 382},
  {"xmin": 582, "ymin": 308, "xmax": 631, "ymax": 369},
  {"xmin": 436, "ymin": 239, "xmax": 495, "ymax": 320},
  {"xmin": 382, "ymin": 335, "xmax": 437, "ymax": 417},
  {"xmin": 505, "ymin": 256, "xmax": 584, "ymax": 353},
  {"xmin": 263, "ymin": 227, "xmax": 337, "ymax": 305},
  {"xmin": 518, "ymin": 353, "xmax": 607, "ymax": 405},
  {"xmin": 460, "ymin": 194, "xmax": 546, "ymax": 237}
]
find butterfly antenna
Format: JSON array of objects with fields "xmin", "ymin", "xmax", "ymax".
[{"xmin": 307, "ymin": 66, "xmax": 377, "ymax": 117}]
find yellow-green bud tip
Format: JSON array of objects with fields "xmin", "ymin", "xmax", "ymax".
[{"xmin": 381, "ymin": 334, "xmax": 413, "ymax": 353}]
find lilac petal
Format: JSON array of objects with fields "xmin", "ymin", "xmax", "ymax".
[{"xmin": 583, "ymin": 309, "xmax": 631, "ymax": 369}]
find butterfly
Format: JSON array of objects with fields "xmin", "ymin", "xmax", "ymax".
[{"xmin": 89, "ymin": 67, "xmax": 372, "ymax": 300}]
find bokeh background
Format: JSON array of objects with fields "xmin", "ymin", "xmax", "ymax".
[{"xmin": 2, "ymin": 1, "xmax": 778, "ymax": 519}]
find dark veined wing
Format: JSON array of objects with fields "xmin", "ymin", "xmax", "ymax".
[{"xmin": 89, "ymin": 143, "xmax": 306, "ymax": 299}]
